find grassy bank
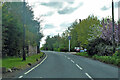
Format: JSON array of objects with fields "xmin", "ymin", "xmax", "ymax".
[
  {"xmin": 76, "ymin": 52, "xmax": 120, "ymax": 67},
  {"xmin": 2, "ymin": 52, "xmax": 44, "ymax": 69}
]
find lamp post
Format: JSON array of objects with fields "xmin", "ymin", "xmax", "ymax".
[
  {"xmin": 112, "ymin": 0, "xmax": 115, "ymax": 53},
  {"xmin": 23, "ymin": 0, "xmax": 26, "ymax": 61}
]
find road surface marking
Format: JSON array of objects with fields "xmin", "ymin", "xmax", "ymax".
[
  {"xmin": 68, "ymin": 57, "xmax": 70, "ymax": 59},
  {"xmin": 85, "ymin": 73, "xmax": 94, "ymax": 80},
  {"xmin": 76, "ymin": 64, "xmax": 83, "ymax": 70},
  {"xmin": 19, "ymin": 76, "xmax": 23, "ymax": 78},
  {"xmin": 71, "ymin": 60, "xmax": 74, "ymax": 63},
  {"xmin": 24, "ymin": 54, "xmax": 48, "ymax": 75}
]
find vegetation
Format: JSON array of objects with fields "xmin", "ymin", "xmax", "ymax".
[
  {"xmin": 2, "ymin": 52, "xmax": 44, "ymax": 69},
  {"xmin": 42, "ymin": 15, "xmax": 120, "ymax": 66},
  {"xmin": 76, "ymin": 52, "xmax": 88, "ymax": 57},
  {"xmin": 2, "ymin": 2, "xmax": 43, "ymax": 57},
  {"xmin": 42, "ymin": 15, "xmax": 102, "ymax": 52},
  {"xmin": 42, "ymin": 15, "xmax": 120, "ymax": 55},
  {"xmin": 76, "ymin": 52, "xmax": 120, "ymax": 66}
]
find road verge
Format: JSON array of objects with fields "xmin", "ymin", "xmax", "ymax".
[{"xmin": 2, "ymin": 52, "xmax": 47, "ymax": 78}]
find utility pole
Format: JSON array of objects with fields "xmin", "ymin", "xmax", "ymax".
[
  {"xmin": 112, "ymin": 0, "xmax": 115, "ymax": 53},
  {"xmin": 23, "ymin": 0, "xmax": 26, "ymax": 61}
]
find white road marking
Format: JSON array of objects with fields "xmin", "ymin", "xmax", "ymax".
[
  {"xmin": 85, "ymin": 73, "xmax": 94, "ymax": 80},
  {"xmin": 71, "ymin": 60, "xmax": 74, "ymax": 63},
  {"xmin": 76, "ymin": 64, "xmax": 83, "ymax": 70},
  {"xmin": 40, "ymin": 77, "xmax": 43, "ymax": 78},
  {"xmin": 68, "ymin": 57, "xmax": 70, "ymax": 59},
  {"xmin": 24, "ymin": 54, "xmax": 48, "ymax": 75},
  {"xmin": 19, "ymin": 76, "xmax": 23, "ymax": 78}
]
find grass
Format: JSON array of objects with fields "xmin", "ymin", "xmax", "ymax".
[
  {"xmin": 76, "ymin": 52, "xmax": 89, "ymax": 57},
  {"xmin": 76, "ymin": 52, "xmax": 120, "ymax": 67},
  {"xmin": 92, "ymin": 55, "xmax": 120, "ymax": 66},
  {"xmin": 2, "ymin": 52, "xmax": 44, "ymax": 69}
]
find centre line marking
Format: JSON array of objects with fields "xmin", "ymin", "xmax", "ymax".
[
  {"xmin": 19, "ymin": 76, "xmax": 23, "ymax": 78},
  {"xmin": 71, "ymin": 60, "xmax": 74, "ymax": 63},
  {"xmin": 68, "ymin": 57, "xmax": 70, "ymax": 59},
  {"xmin": 24, "ymin": 54, "xmax": 47, "ymax": 75},
  {"xmin": 85, "ymin": 73, "xmax": 94, "ymax": 80},
  {"xmin": 76, "ymin": 64, "xmax": 83, "ymax": 70}
]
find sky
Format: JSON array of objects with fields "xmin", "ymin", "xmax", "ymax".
[{"xmin": 26, "ymin": 0, "xmax": 119, "ymax": 47}]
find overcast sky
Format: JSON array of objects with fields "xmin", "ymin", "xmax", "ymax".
[{"xmin": 27, "ymin": 0, "xmax": 119, "ymax": 47}]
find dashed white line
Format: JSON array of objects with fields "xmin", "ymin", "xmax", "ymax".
[
  {"xmin": 76, "ymin": 64, "xmax": 83, "ymax": 70},
  {"xmin": 40, "ymin": 77, "xmax": 43, "ymax": 78},
  {"xmin": 24, "ymin": 54, "xmax": 48, "ymax": 75},
  {"xmin": 19, "ymin": 76, "xmax": 23, "ymax": 78},
  {"xmin": 67, "ymin": 57, "xmax": 70, "ymax": 59},
  {"xmin": 85, "ymin": 73, "xmax": 94, "ymax": 80},
  {"xmin": 71, "ymin": 60, "xmax": 74, "ymax": 63}
]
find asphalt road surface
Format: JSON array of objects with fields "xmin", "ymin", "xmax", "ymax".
[{"xmin": 15, "ymin": 51, "xmax": 119, "ymax": 79}]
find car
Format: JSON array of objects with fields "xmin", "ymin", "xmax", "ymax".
[{"xmin": 76, "ymin": 47, "xmax": 80, "ymax": 52}]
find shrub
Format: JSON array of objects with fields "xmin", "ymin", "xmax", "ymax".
[
  {"xmin": 76, "ymin": 52, "xmax": 88, "ymax": 57},
  {"xmin": 87, "ymin": 38, "xmax": 113, "ymax": 56}
]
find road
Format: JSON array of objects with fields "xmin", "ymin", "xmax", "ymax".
[{"xmin": 15, "ymin": 51, "xmax": 119, "ymax": 79}]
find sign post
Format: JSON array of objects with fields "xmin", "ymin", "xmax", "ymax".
[{"xmin": 68, "ymin": 36, "xmax": 71, "ymax": 52}]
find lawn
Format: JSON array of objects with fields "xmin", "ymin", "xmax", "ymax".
[{"xmin": 2, "ymin": 52, "xmax": 44, "ymax": 69}]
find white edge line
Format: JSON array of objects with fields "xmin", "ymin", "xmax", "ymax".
[
  {"xmin": 24, "ymin": 54, "xmax": 48, "ymax": 75},
  {"xmin": 76, "ymin": 64, "xmax": 83, "ymax": 70},
  {"xmin": 19, "ymin": 76, "xmax": 23, "ymax": 78},
  {"xmin": 85, "ymin": 73, "xmax": 94, "ymax": 80}
]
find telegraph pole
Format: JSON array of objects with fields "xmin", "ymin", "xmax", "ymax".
[
  {"xmin": 23, "ymin": 0, "xmax": 26, "ymax": 60},
  {"xmin": 112, "ymin": 0, "xmax": 115, "ymax": 53}
]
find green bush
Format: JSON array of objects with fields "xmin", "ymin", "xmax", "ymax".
[
  {"xmin": 87, "ymin": 38, "xmax": 113, "ymax": 56},
  {"xmin": 54, "ymin": 48, "xmax": 58, "ymax": 51},
  {"xmin": 58, "ymin": 48, "xmax": 61, "ymax": 52},
  {"xmin": 76, "ymin": 52, "xmax": 88, "ymax": 57},
  {"xmin": 92, "ymin": 55, "xmax": 120, "ymax": 66}
]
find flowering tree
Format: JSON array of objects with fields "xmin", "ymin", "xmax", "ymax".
[{"xmin": 101, "ymin": 18, "xmax": 119, "ymax": 44}]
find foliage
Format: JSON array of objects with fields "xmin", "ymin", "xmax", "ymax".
[
  {"xmin": 92, "ymin": 55, "xmax": 120, "ymax": 66},
  {"xmin": 100, "ymin": 18, "xmax": 119, "ymax": 43},
  {"xmin": 76, "ymin": 52, "xmax": 88, "ymax": 57},
  {"xmin": 2, "ymin": 2, "xmax": 43, "ymax": 57},
  {"xmin": 87, "ymin": 38, "xmax": 113, "ymax": 56},
  {"xmin": 42, "ymin": 15, "xmax": 101, "ymax": 52}
]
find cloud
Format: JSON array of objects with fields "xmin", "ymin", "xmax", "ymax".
[
  {"xmin": 40, "ymin": 2, "xmax": 63, "ymax": 9},
  {"xmin": 44, "ymin": 24, "xmax": 55, "ymax": 29},
  {"xmin": 101, "ymin": 6, "xmax": 111, "ymax": 11},
  {"xmin": 60, "ymin": 22, "xmax": 72, "ymax": 28},
  {"xmin": 101, "ymin": 1, "xmax": 119, "ymax": 11},
  {"xmin": 58, "ymin": 2, "xmax": 83, "ymax": 14},
  {"xmin": 43, "ymin": 11, "xmax": 54, "ymax": 16}
]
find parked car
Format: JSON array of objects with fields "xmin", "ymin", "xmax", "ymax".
[{"xmin": 75, "ymin": 47, "xmax": 80, "ymax": 52}]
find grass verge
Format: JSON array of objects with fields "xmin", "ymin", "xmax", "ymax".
[
  {"xmin": 2, "ymin": 52, "xmax": 44, "ymax": 69},
  {"xmin": 76, "ymin": 52, "xmax": 120, "ymax": 67}
]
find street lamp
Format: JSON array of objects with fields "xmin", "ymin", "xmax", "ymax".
[
  {"xmin": 23, "ymin": 0, "xmax": 26, "ymax": 61},
  {"xmin": 112, "ymin": 0, "xmax": 115, "ymax": 53}
]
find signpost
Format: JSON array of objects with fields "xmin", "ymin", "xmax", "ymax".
[{"xmin": 68, "ymin": 36, "xmax": 71, "ymax": 52}]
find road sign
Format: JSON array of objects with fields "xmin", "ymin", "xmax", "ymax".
[{"xmin": 68, "ymin": 36, "xmax": 71, "ymax": 40}]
